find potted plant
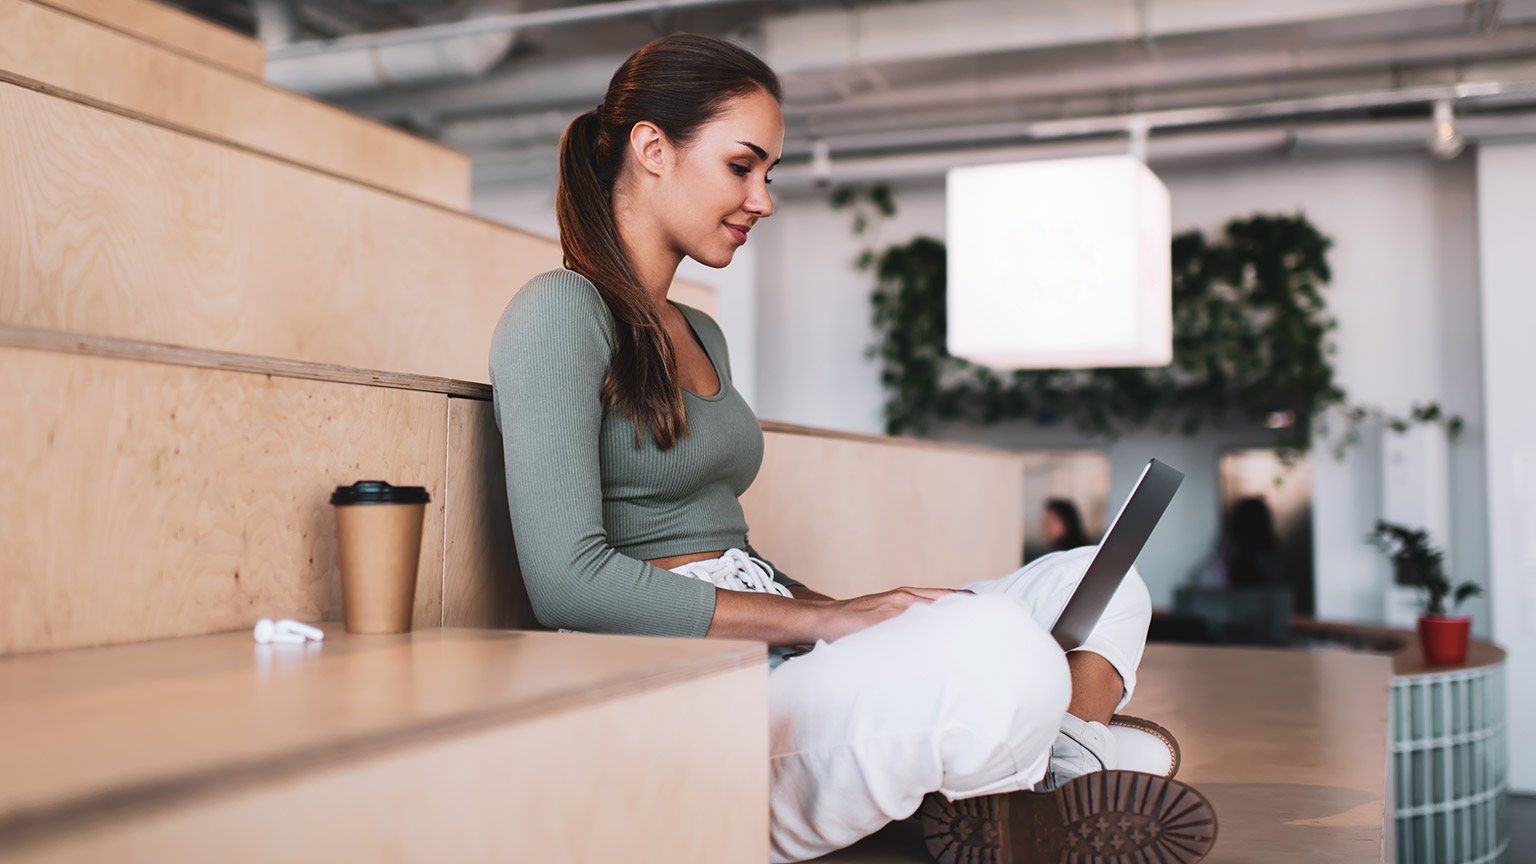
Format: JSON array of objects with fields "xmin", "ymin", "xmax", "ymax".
[{"xmin": 1368, "ymin": 520, "xmax": 1483, "ymax": 665}]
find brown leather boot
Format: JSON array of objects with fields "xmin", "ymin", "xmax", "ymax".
[{"xmin": 917, "ymin": 770, "xmax": 1217, "ymax": 864}]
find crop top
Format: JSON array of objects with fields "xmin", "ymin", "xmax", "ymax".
[{"xmin": 488, "ymin": 267, "xmax": 802, "ymax": 638}]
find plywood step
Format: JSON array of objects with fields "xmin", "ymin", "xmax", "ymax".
[
  {"xmin": 0, "ymin": 79, "xmax": 714, "ymax": 383},
  {"xmin": 2, "ymin": 0, "xmax": 470, "ymax": 208},
  {"xmin": 0, "ymin": 331, "xmax": 555, "ymax": 654},
  {"xmin": 0, "ymin": 626, "xmax": 767, "ymax": 863},
  {"xmin": 0, "ymin": 340, "xmax": 452, "ymax": 655},
  {"xmin": 32, "ymin": 0, "xmax": 262, "ymax": 77}
]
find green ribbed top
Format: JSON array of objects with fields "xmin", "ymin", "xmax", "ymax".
[{"xmin": 489, "ymin": 268, "xmax": 800, "ymax": 638}]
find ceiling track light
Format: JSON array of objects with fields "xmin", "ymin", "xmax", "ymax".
[
  {"xmin": 1428, "ymin": 98, "xmax": 1466, "ymax": 160},
  {"xmin": 810, "ymin": 138, "xmax": 833, "ymax": 187}
]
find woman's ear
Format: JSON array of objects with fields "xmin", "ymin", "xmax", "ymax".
[{"xmin": 628, "ymin": 121, "xmax": 667, "ymax": 179}]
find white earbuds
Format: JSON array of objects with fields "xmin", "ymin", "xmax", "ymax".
[{"xmin": 253, "ymin": 618, "xmax": 326, "ymax": 644}]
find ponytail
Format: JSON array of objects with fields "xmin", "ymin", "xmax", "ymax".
[
  {"xmin": 557, "ymin": 107, "xmax": 687, "ymax": 450},
  {"xmin": 554, "ymin": 34, "xmax": 781, "ymax": 451}
]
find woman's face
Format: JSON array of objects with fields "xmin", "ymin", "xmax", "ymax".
[
  {"xmin": 1042, "ymin": 509, "xmax": 1066, "ymax": 543},
  {"xmin": 654, "ymin": 88, "xmax": 784, "ymax": 268}
]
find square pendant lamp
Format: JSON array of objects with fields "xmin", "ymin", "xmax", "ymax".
[{"xmin": 945, "ymin": 154, "xmax": 1173, "ymax": 369}]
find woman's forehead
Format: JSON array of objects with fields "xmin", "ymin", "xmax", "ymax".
[{"xmin": 703, "ymin": 93, "xmax": 784, "ymax": 152}]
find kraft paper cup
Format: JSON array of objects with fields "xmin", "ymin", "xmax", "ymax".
[{"xmin": 330, "ymin": 481, "xmax": 430, "ymax": 634}]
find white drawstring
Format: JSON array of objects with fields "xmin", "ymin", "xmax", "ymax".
[{"xmin": 669, "ymin": 547, "xmax": 793, "ymax": 597}]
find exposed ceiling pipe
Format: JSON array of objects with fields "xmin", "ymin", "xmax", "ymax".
[
  {"xmin": 267, "ymin": 0, "xmax": 765, "ymax": 61},
  {"xmin": 337, "ymin": 0, "xmax": 1536, "ymax": 124},
  {"xmin": 264, "ymin": 0, "xmax": 520, "ymax": 96},
  {"xmin": 780, "ymin": 79, "xmax": 1528, "ymax": 158},
  {"xmin": 760, "ymin": 0, "xmax": 1474, "ymax": 75},
  {"xmin": 465, "ymin": 84, "xmax": 1536, "ymax": 187},
  {"xmin": 337, "ymin": 50, "xmax": 632, "ymax": 118},
  {"xmin": 779, "ymin": 24, "xmax": 1536, "ymax": 118},
  {"xmin": 763, "ymin": 112, "xmax": 1536, "ymax": 187}
]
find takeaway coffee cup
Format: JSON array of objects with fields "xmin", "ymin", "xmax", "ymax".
[{"xmin": 330, "ymin": 480, "xmax": 430, "ymax": 634}]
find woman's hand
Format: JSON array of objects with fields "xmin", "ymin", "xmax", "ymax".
[
  {"xmin": 706, "ymin": 585, "xmax": 972, "ymax": 646},
  {"xmin": 814, "ymin": 587, "xmax": 970, "ymax": 642}
]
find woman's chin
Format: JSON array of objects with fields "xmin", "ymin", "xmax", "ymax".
[{"xmin": 691, "ymin": 248, "xmax": 737, "ymax": 269}]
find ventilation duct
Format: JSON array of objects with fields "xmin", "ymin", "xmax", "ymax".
[{"xmin": 261, "ymin": 1, "xmax": 517, "ymax": 97}]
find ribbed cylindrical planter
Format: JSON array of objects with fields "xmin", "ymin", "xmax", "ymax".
[{"xmin": 1390, "ymin": 658, "xmax": 1507, "ymax": 864}]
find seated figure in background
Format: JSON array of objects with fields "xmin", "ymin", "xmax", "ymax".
[
  {"xmin": 1178, "ymin": 497, "xmax": 1291, "ymax": 645},
  {"xmin": 1044, "ymin": 498, "xmax": 1094, "ymax": 551}
]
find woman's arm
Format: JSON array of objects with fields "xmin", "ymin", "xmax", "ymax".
[
  {"xmin": 788, "ymin": 584, "xmax": 834, "ymax": 602},
  {"xmin": 706, "ymin": 584, "xmax": 966, "ymax": 644}
]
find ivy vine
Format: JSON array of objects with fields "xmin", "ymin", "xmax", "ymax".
[{"xmin": 837, "ymin": 185, "xmax": 1461, "ymax": 457}]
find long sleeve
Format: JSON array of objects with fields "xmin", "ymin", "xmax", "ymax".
[{"xmin": 488, "ymin": 272, "xmax": 717, "ymax": 637}]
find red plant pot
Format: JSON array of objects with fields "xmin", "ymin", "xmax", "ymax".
[{"xmin": 1417, "ymin": 615, "xmax": 1471, "ymax": 666}]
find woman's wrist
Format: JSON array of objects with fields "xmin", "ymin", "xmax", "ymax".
[
  {"xmin": 788, "ymin": 584, "xmax": 835, "ymax": 603},
  {"xmin": 707, "ymin": 588, "xmax": 839, "ymax": 646}
]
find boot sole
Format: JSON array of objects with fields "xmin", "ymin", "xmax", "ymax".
[
  {"xmin": 919, "ymin": 770, "xmax": 1217, "ymax": 864},
  {"xmin": 1110, "ymin": 713, "xmax": 1183, "ymax": 779}
]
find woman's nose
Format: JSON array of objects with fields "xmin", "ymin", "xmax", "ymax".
[{"xmin": 746, "ymin": 180, "xmax": 774, "ymax": 219}]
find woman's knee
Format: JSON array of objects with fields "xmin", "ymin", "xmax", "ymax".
[
  {"xmin": 1112, "ymin": 566, "xmax": 1154, "ymax": 626},
  {"xmin": 924, "ymin": 594, "xmax": 1071, "ymax": 707}
]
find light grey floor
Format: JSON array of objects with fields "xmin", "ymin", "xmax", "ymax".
[{"xmin": 1510, "ymin": 794, "xmax": 1535, "ymax": 864}]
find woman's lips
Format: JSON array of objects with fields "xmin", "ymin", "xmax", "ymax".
[{"xmin": 724, "ymin": 223, "xmax": 749, "ymax": 245}]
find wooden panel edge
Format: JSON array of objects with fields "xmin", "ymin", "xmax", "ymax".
[
  {"xmin": 0, "ymin": 325, "xmax": 493, "ymax": 399},
  {"xmin": 762, "ymin": 419, "xmax": 1028, "ymax": 462},
  {"xmin": 0, "ymin": 69, "xmax": 469, "ymax": 211},
  {"xmin": 29, "ymin": 0, "xmax": 263, "ymax": 79}
]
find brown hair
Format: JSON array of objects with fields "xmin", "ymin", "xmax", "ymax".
[{"xmin": 556, "ymin": 33, "xmax": 781, "ymax": 450}]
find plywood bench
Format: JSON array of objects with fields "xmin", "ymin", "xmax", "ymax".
[
  {"xmin": 1, "ymin": 0, "xmax": 470, "ymax": 208},
  {"xmin": 0, "ymin": 625, "xmax": 768, "ymax": 863},
  {"xmin": 31, "ymin": 0, "xmax": 263, "ymax": 77}
]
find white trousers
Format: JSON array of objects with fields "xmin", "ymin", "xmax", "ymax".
[{"xmin": 671, "ymin": 546, "xmax": 1153, "ymax": 863}]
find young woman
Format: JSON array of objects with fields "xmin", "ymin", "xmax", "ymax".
[{"xmin": 489, "ymin": 33, "xmax": 1214, "ymax": 864}]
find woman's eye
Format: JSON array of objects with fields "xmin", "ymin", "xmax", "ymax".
[{"xmin": 730, "ymin": 163, "xmax": 750, "ymax": 176}]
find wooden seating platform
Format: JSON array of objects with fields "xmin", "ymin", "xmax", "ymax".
[
  {"xmin": 816, "ymin": 643, "xmax": 1393, "ymax": 863},
  {"xmin": 2, "ymin": 0, "xmax": 471, "ymax": 208},
  {"xmin": 0, "ymin": 626, "xmax": 768, "ymax": 863},
  {"xmin": 31, "ymin": 0, "xmax": 263, "ymax": 77}
]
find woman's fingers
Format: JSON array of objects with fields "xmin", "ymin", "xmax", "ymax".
[{"xmin": 895, "ymin": 587, "xmax": 975, "ymax": 601}]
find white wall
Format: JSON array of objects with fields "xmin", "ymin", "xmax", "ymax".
[
  {"xmin": 753, "ymin": 154, "xmax": 1488, "ymax": 623},
  {"xmin": 472, "ymin": 178, "xmax": 763, "ymax": 408},
  {"xmin": 1476, "ymin": 142, "xmax": 1536, "ymax": 794}
]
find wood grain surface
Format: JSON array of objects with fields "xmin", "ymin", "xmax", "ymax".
[
  {"xmin": 0, "ymin": 79, "xmax": 546, "ymax": 383},
  {"xmin": 0, "ymin": 346, "xmax": 449, "ymax": 654},
  {"xmin": 442, "ymin": 396, "xmax": 539, "ymax": 630},
  {"xmin": 1, "ymin": 0, "xmax": 470, "ymax": 208},
  {"xmin": 740, "ymin": 428, "xmax": 1027, "ymax": 599},
  {"xmin": 33, "ymin": 0, "xmax": 263, "ymax": 77},
  {"xmin": 0, "ymin": 79, "xmax": 716, "ymax": 382},
  {"xmin": 0, "ymin": 627, "xmax": 767, "ymax": 862}
]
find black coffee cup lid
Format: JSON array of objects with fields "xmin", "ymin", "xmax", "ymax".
[{"xmin": 330, "ymin": 480, "xmax": 430, "ymax": 506}]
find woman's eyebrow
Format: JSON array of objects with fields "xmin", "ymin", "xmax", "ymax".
[{"xmin": 736, "ymin": 140, "xmax": 783, "ymax": 167}]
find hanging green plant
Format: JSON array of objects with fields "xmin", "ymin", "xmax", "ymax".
[{"xmin": 837, "ymin": 184, "xmax": 1460, "ymax": 456}]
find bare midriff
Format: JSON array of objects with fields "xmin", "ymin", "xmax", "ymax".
[{"xmin": 645, "ymin": 550, "xmax": 728, "ymax": 571}]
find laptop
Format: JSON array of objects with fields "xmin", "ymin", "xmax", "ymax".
[{"xmin": 1049, "ymin": 459, "xmax": 1184, "ymax": 651}]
